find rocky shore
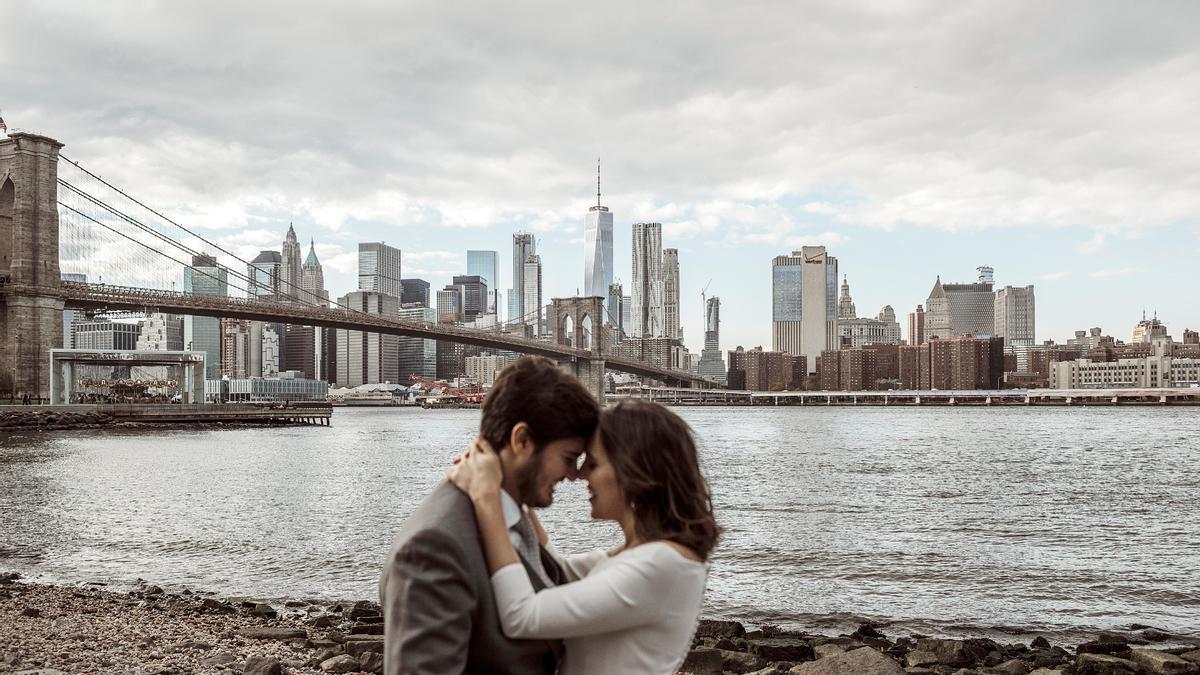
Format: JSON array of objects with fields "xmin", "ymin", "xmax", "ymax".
[
  {"xmin": 0, "ymin": 410, "xmax": 116, "ymax": 432},
  {"xmin": 2, "ymin": 573, "xmax": 1197, "ymax": 675}
]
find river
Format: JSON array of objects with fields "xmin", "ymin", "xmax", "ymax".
[{"xmin": 2, "ymin": 406, "xmax": 1197, "ymax": 642}]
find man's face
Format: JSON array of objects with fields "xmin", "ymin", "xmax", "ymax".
[{"xmin": 515, "ymin": 436, "xmax": 587, "ymax": 508}]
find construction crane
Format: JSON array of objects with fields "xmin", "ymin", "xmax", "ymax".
[{"xmin": 701, "ymin": 279, "xmax": 712, "ymax": 318}]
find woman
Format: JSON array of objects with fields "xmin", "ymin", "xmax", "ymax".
[{"xmin": 449, "ymin": 398, "xmax": 720, "ymax": 675}]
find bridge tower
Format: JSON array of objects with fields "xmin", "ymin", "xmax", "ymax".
[
  {"xmin": 0, "ymin": 133, "xmax": 66, "ymax": 400},
  {"xmin": 551, "ymin": 295, "xmax": 606, "ymax": 402}
]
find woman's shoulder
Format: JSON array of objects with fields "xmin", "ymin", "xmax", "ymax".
[{"xmin": 620, "ymin": 540, "xmax": 706, "ymax": 566}]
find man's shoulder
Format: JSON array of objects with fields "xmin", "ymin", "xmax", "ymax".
[{"xmin": 390, "ymin": 481, "xmax": 478, "ymax": 550}]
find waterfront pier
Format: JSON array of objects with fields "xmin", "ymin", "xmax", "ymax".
[{"xmin": 621, "ymin": 387, "xmax": 1200, "ymax": 406}]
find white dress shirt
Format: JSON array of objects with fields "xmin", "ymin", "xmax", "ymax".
[
  {"xmin": 490, "ymin": 542, "xmax": 709, "ymax": 675},
  {"xmin": 499, "ymin": 489, "xmax": 528, "ymax": 553}
]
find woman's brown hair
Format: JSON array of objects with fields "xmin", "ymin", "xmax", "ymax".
[{"xmin": 598, "ymin": 399, "xmax": 721, "ymax": 561}]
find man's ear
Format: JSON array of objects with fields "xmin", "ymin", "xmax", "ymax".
[{"xmin": 509, "ymin": 422, "xmax": 534, "ymax": 459}]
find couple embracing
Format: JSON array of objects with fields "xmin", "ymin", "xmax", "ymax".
[{"xmin": 379, "ymin": 356, "xmax": 720, "ymax": 674}]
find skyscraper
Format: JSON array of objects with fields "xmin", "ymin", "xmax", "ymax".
[
  {"xmin": 467, "ymin": 250, "xmax": 500, "ymax": 314},
  {"xmin": 452, "ymin": 275, "xmax": 489, "ymax": 321},
  {"xmin": 248, "ymin": 250, "xmax": 282, "ymax": 300},
  {"xmin": 401, "ymin": 278, "xmax": 431, "ymax": 307},
  {"xmin": 398, "ymin": 305, "xmax": 437, "ymax": 380},
  {"xmin": 300, "ymin": 240, "xmax": 328, "ymax": 307},
  {"xmin": 994, "ymin": 285, "xmax": 1035, "ymax": 346},
  {"xmin": 335, "ymin": 291, "xmax": 400, "ymax": 386},
  {"xmin": 697, "ymin": 296, "xmax": 727, "ymax": 383},
  {"xmin": 631, "ymin": 222, "xmax": 664, "ymax": 338},
  {"xmin": 607, "ymin": 282, "xmax": 624, "ymax": 335},
  {"xmin": 522, "ymin": 254, "xmax": 543, "ymax": 336},
  {"xmin": 771, "ymin": 246, "xmax": 838, "ymax": 374},
  {"xmin": 926, "ymin": 270, "xmax": 995, "ymax": 338},
  {"xmin": 583, "ymin": 160, "xmax": 614, "ymax": 316},
  {"xmin": 511, "ymin": 233, "xmax": 536, "ymax": 323},
  {"xmin": 907, "ymin": 304, "xmax": 926, "ymax": 346},
  {"xmin": 838, "ymin": 275, "xmax": 857, "ymax": 320},
  {"xmin": 662, "ymin": 248, "xmax": 681, "ymax": 341},
  {"xmin": 358, "ymin": 242, "xmax": 402, "ymax": 298},
  {"xmin": 184, "ymin": 253, "xmax": 228, "ymax": 379},
  {"xmin": 280, "ymin": 224, "xmax": 303, "ymax": 301}
]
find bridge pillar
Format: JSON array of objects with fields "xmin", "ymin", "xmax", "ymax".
[
  {"xmin": 550, "ymin": 296, "xmax": 606, "ymax": 402},
  {"xmin": 0, "ymin": 133, "xmax": 65, "ymax": 400}
]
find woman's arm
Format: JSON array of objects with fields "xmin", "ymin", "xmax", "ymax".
[
  {"xmin": 491, "ymin": 549, "xmax": 676, "ymax": 639},
  {"xmin": 448, "ymin": 439, "xmax": 521, "ymax": 576}
]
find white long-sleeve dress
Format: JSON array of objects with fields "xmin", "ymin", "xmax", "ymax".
[{"xmin": 490, "ymin": 542, "xmax": 709, "ymax": 675}]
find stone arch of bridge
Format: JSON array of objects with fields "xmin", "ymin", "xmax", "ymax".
[
  {"xmin": 551, "ymin": 296, "xmax": 604, "ymax": 356},
  {"xmin": 0, "ymin": 177, "xmax": 13, "ymax": 279}
]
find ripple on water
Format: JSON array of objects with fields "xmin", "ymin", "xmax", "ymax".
[{"xmin": 1, "ymin": 406, "xmax": 1199, "ymax": 637}]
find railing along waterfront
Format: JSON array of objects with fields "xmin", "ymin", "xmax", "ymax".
[{"xmin": 617, "ymin": 387, "xmax": 1200, "ymax": 406}]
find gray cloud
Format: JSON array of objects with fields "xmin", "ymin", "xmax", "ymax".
[{"xmin": 4, "ymin": 0, "xmax": 1199, "ymax": 239}]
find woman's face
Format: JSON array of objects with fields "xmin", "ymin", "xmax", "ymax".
[{"xmin": 579, "ymin": 431, "xmax": 626, "ymax": 522}]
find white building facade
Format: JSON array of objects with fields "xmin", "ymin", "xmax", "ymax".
[{"xmin": 631, "ymin": 222, "xmax": 664, "ymax": 338}]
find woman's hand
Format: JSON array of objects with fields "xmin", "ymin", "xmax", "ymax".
[{"xmin": 448, "ymin": 436, "xmax": 504, "ymax": 502}]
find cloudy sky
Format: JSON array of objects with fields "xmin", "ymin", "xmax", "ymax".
[{"xmin": 5, "ymin": 0, "xmax": 1199, "ymax": 350}]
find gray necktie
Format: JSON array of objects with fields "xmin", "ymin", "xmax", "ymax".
[{"xmin": 513, "ymin": 513, "xmax": 553, "ymax": 588}]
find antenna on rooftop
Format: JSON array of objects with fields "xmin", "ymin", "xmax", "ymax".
[{"xmin": 597, "ymin": 156, "xmax": 601, "ymax": 208}]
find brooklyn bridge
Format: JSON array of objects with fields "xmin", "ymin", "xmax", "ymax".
[{"xmin": 0, "ymin": 131, "xmax": 718, "ymax": 400}]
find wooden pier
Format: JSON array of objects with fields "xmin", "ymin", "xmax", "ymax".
[
  {"xmin": 618, "ymin": 387, "xmax": 1200, "ymax": 407},
  {"xmin": 0, "ymin": 402, "xmax": 332, "ymax": 429}
]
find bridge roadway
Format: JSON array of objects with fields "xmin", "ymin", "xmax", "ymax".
[{"xmin": 42, "ymin": 281, "xmax": 712, "ymax": 388}]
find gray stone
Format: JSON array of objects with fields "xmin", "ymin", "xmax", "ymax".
[
  {"xmin": 343, "ymin": 637, "xmax": 384, "ymax": 658},
  {"xmin": 249, "ymin": 603, "xmax": 278, "ymax": 619},
  {"xmin": 238, "ymin": 626, "xmax": 307, "ymax": 640},
  {"xmin": 992, "ymin": 658, "xmax": 1031, "ymax": 674},
  {"xmin": 1030, "ymin": 637, "xmax": 1051, "ymax": 649},
  {"xmin": 1027, "ymin": 669, "xmax": 1063, "ymax": 675},
  {"xmin": 200, "ymin": 652, "xmax": 239, "ymax": 667},
  {"xmin": 1129, "ymin": 649, "xmax": 1199, "ymax": 674},
  {"xmin": 696, "ymin": 619, "xmax": 747, "ymax": 639},
  {"xmin": 680, "ymin": 647, "xmax": 725, "ymax": 675},
  {"xmin": 719, "ymin": 649, "xmax": 767, "ymax": 673},
  {"xmin": 1183, "ymin": 651, "xmax": 1200, "ymax": 666},
  {"xmin": 751, "ymin": 636, "xmax": 814, "ymax": 662},
  {"xmin": 814, "ymin": 644, "xmax": 846, "ymax": 659},
  {"xmin": 1075, "ymin": 653, "xmax": 1140, "ymax": 675},
  {"xmin": 905, "ymin": 650, "xmax": 939, "ymax": 668},
  {"xmin": 914, "ymin": 638, "xmax": 989, "ymax": 667},
  {"xmin": 242, "ymin": 656, "xmax": 283, "ymax": 675},
  {"xmin": 143, "ymin": 585, "xmax": 163, "ymax": 596},
  {"xmin": 20, "ymin": 607, "xmax": 41, "ymax": 618},
  {"xmin": 1078, "ymin": 641, "xmax": 1132, "ymax": 656},
  {"xmin": 320, "ymin": 654, "xmax": 361, "ymax": 673},
  {"xmin": 789, "ymin": 647, "xmax": 904, "ymax": 675},
  {"xmin": 358, "ymin": 651, "xmax": 384, "ymax": 674}
]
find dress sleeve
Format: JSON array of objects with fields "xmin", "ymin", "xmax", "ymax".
[
  {"xmin": 549, "ymin": 549, "xmax": 608, "ymax": 582},
  {"xmin": 490, "ymin": 550, "xmax": 667, "ymax": 639}
]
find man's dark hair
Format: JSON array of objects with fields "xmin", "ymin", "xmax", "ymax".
[{"xmin": 480, "ymin": 356, "xmax": 599, "ymax": 451}]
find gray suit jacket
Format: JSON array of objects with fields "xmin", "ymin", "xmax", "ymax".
[{"xmin": 380, "ymin": 480, "xmax": 565, "ymax": 675}]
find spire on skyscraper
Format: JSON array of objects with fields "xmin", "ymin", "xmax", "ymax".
[{"xmin": 597, "ymin": 156, "xmax": 601, "ymax": 208}]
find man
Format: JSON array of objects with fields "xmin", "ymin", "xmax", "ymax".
[{"xmin": 380, "ymin": 356, "xmax": 600, "ymax": 674}]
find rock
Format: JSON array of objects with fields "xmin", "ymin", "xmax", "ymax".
[
  {"xmin": 905, "ymin": 650, "xmax": 939, "ymax": 668},
  {"xmin": 200, "ymin": 598, "xmax": 234, "ymax": 613},
  {"xmin": 249, "ymin": 602, "xmax": 278, "ymax": 619},
  {"xmin": 359, "ymin": 651, "xmax": 384, "ymax": 674},
  {"xmin": 1183, "ymin": 651, "xmax": 1200, "ymax": 666},
  {"xmin": 1129, "ymin": 649, "xmax": 1199, "ymax": 674},
  {"xmin": 284, "ymin": 600, "xmax": 306, "ymax": 607},
  {"xmin": 200, "ymin": 652, "xmax": 239, "ymax": 667},
  {"xmin": 681, "ymin": 647, "xmax": 725, "ymax": 674},
  {"xmin": 346, "ymin": 600, "xmax": 381, "ymax": 619},
  {"xmin": 855, "ymin": 624, "xmax": 887, "ymax": 639},
  {"xmin": 143, "ymin": 585, "xmax": 163, "ymax": 596},
  {"xmin": 1077, "ymin": 641, "xmax": 1131, "ymax": 656},
  {"xmin": 1142, "ymin": 630, "xmax": 1175, "ymax": 643},
  {"xmin": 751, "ymin": 636, "xmax": 814, "ymax": 662},
  {"xmin": 914, "ymin": 638, "xmax": 990, "ymax": 667},
  {"xmin": 696, "ymin": 619, "xmax": 747, "ymax": 639},
  {"xmin": 343, "ymin": 637, "xmax": 384, "ymax": 658},
  {"xmin": 789, "ymin": 646, "xmax": 904, "ymax": 674},
  {"xmin": 814, "ymin": 644, "xmax": 846, "ymax": 659},
  {"xmin": 1031, "ymin": 637, "xmax": 1051, "ymax": 649},
  {"xmin": 21, "ymin": 607, "xmax": 41, "ymax": 618},
  {"xmin": 0, "ymin": 572, "xmax": 20, "ymax": 584},
  {"xmin": 243, "ymin": 655, "xmax": 283, "ymax": 675},
  {"xmin": 350, "ymin": 622, "xmax": 385, "ymax": 635},
  {"xmin": 992, "ymin": 658, "xmax": 1031, "ymax": 674},
  {"xmin": 718, "ymin": 648, "xmax": 767, "ymax": 673},
  {"xmin": 1027, "ymin": 670, "xmax": 1064, "ymax": 675},
  {"xmin": 320, "ymin": 654, "xmax": 361, "ymax": 673},
  {"xmin": 1075, "ymin": 653, "xmax": 1140, "ymax": 675},
  {"xmin": 238, "ymin": 627, "xmax": 307, "ymax": 640},
  {"xmin": 309, "ymin": 614, "xmax": 335, "ymax": 627}
]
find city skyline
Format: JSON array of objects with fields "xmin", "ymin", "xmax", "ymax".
[{"xmin": 6, "ymin": 2, "xmax": 1199, "ymax": 350}]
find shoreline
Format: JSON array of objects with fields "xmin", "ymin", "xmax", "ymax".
[{"xmin": 2, "ymin": 575, "xmax": 1198, "ymax": 675}]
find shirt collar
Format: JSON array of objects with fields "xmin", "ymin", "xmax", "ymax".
[{"xmin": 500, "ymin": 488, "xmax": 523, "ymax": 530}]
